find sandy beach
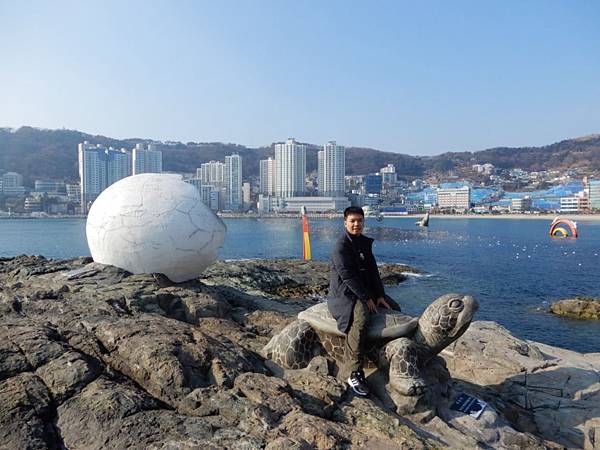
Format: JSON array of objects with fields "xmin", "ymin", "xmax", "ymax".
[
  {"xmin": 423, "ymin": 213, "xmax": 600, "ymax": 221},
  {"xmin": 422, "ymin": 214, "xmax": 600, "ymax": 221}
]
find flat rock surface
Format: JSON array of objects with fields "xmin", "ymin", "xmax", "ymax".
[
  {"xmin": 0, "ymin": 255, "xmax": 595, "ymax": 449},
  {"xmin": 443, "ymin": 321, "xmax": 600, "ymax": 449}
]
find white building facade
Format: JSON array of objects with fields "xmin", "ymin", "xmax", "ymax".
[
  {"xmin": 259, "ymin": 157, "xmax": 276, "ymax": 195},
  {"xmin": 511, "ymin": 196, "xmax": 533, "ymax": 212},
  {"xmin": 279, "ymin": 196, "xmax": 350, "ymax": 213},
  {"xmin": 319, "ymin": 141, "xmax": 345, "ymax": 197},
  {"xmin": 380, "ymin": 164, "xmax": 397, "ymax": 188},
  {"xmin": 78, "ymin": 142, "xmax": 132, "ymax": 213},
  {"xmin": 198, "ymin": 161, "xmax": 225, "ymax": 187},
  {"xmin": 224, "ymin": 154, "xmax": 242, "ymax": 211},
  {"xmin": 133, "ymin": 143, "xmax": 162, "ymax": 175},
  {"xmin": 0, "ymin": 172, "xmax": 25, "ymax": 197},
  {"xmin": 436, "ymin": 186, "xmax": 471, "ymax": 211},
  {"xmin": 275, "ymin": 138, "xmax": 306, "ymax": 198}
]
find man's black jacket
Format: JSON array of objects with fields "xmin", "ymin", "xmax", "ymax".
[{"xmin": 327, "ymin": 231, "xmax": 385, "ymax": 333}]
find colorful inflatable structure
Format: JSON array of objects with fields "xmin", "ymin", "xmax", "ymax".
[
  {"xmin": 549, "ymin": 217, "xmax": 578, "ymax": 238},
  {"xmin": 301, "ymin": 206, "xmax": 312, "ymax": 260}
]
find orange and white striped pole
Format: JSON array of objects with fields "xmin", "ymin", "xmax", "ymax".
[{"xmin": 301, "ymin": 206, "xmax": 312, "ymax": 260}]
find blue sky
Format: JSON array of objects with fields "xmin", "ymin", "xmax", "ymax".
[{"xmin": 1, "ymin": 1, "xmax": 598, "ymax": 155}]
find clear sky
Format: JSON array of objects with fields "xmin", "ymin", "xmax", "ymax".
[{"xmin": 1, "ymin": 1, "xmax": 599, "ymax": 155}]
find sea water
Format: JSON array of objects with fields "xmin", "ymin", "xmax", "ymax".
[{"xmin": 2, "ymin": 217, "xmax": 599, "ymax": 353}]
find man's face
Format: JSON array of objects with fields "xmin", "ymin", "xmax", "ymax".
[{"xmin": 344, "ymin": 213, "xmax": 364, "ymax": 236}]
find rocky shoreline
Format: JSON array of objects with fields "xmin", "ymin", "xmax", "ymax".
[
  {"xmin": 1, "ymin": 256, "xmax": 599, "ymax": 449},
  {"xmin": 550, "ymin": 297, "xmax": 600, "ymax": 320}
]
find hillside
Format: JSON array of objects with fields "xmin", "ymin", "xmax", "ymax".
[
  {"xmin": 429, "ymin": 134, "xmax": 600, "ymax": 173},
  {"xmin": 1, "ymin": 127, "xmax": 599, "ymax": 184}
]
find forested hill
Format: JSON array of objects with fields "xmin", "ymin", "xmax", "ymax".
[
  {"xmin": 432, "ymin": 134, "xmax": 600, "ymax": 173},
  {"xmin": 1, "ymin": 126, "xmax": 599, "ymax": 184}
]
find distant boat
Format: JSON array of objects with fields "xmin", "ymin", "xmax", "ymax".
[{"xmin": 416, "ymin": 212, "xmax": 430, "ymax": 227}]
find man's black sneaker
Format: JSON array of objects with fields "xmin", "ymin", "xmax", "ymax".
[{"xmin": 347, "ymin": 370, "xmax": 369, "ymax": 396}]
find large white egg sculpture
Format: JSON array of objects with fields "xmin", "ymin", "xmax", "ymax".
[{"xmin": 86, "ymin": 173, "xmax": 227, "ymax": 282}]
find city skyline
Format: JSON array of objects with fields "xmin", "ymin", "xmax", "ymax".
[
  {"xmin": 1, "ymin": 1, "xmax": 599, "ymax": 156},
  {"xmin": 2, "ymin": 135, "xmax": 599, "ymax": 216}
]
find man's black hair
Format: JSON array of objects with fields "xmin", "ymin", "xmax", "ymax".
[{"xmin": 344, "ymin": 206, "xmax": 365, "ymax": 218}]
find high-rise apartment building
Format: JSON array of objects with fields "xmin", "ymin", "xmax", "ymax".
[
  {"xmin": 259, "ymin": 157, "xmax": 276, "ymax": 195},
  {"xmin": 317, "ymin": 151, "xmax": 324, "ymax": 195},
  {"xmin": 78, "ymin": 142, "xmax": 132, "ymax": 213},
  {"xmin": 133, "ymin": 143, "xmax": 162, "ymax": 175},
  {"xmin": 242, "ymin": 182, "xmax": 251, "ymax": 209},
  {"xmin": 107, "ymin": 149, "xmax": 132, "ymax": 186},
  {"xmin": 380, "ymin": 164, "xmax": 397, "ymax": 188},
  {"xmin": 186, "ymin": 178, "xmax": 219, "ymax": 211},
  {"xmin": 224, "ymin": 154, "xmax": 242, "ymax": 211},
  {"xmin": 319, "ymin": 141, "xmax": 345, "ymax": 197},
  {"xmin": 199, "ymin": 161, "xmax": 225, "ymax": 186},
  {"xmin": 274, "ymin": 138, "xmax": 306, "ymax": 198}
]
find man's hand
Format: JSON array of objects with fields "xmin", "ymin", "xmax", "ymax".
[
  {"xmin": 376, "ymin": 296, "xmax": 391, "ymax": 309},
  {"xmin": 366, "ymin": 297, "xmax": 391, "ymax": 313},
  {"xmin": 365, "ymin": 299, "xmax": 377, "ymax": 313}
]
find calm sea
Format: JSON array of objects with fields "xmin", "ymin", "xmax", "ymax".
[{"xmin": 2, "ymin": 217, "xmax": 599, "ymax": 353}]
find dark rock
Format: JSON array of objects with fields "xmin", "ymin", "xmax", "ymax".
[
  {"xmin": 0, "ymin": 372, "xmax": 57, "ymax": 449},
  {"xmin": 234, "ymin": 372, "xmax": 298, "ymax": 419},
  {"xmin": 35, "ymin": 350, "xmax": 101, "ymax": 403},
  {"xmin": 550, "ymin": 297, "xmax": 600, "ymax": 320},
  {"xmin": 201, "ymin": 259, "xmax": 420, "ymax": 299},
  {"xmin": 56, "ymin": 377, "xmax": 225, "ymax": 449}
]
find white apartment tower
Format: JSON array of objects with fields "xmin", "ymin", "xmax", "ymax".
[
  {"xmin": 78, "ymin": 142, "xmax": 132, "ymax": 213},
  {"xmin": 107, "ymin": 148, "xmax": 132, "ymax": 186},
  {"xmin": 274, "ymin": 138, "xmax": 306, "ymax": 198},
  {"xmin": 198, "ymin": 161, "xmax": 225, "ymax": 187},
  {"xmin": 319, "ymin": 141, "xmax": 345, "ymax": 197},
  {"xmin": 317, "ymin": 151, "xmax": 324, "ymax": 194},
  {"xmin": 224, "ymin": 154, "xmax": 243, "ymax": 211},
  {"xmin": 259, "ymin": 157, "xmax": 276, "ymax": 195},
  {"xmin": 380, "ymin": 164, "xmax": 397, "ymax": 188},
  {"xmin": 133, "ymin": 143, "xmax": 162, "ymax": 175}
]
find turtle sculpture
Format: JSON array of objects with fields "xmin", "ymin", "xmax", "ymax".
[{"xmin": 263, "ymin": 293, "xmax": 478, "ymax": 396}]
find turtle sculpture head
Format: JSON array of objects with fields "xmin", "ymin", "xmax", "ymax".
[
  {"xmin": 262, "ymin": 293, "xmax": 478, "ymax": 399},
  {"xmin": 415, "ymin": 293, "xmax": 478, "ymax": 358}
]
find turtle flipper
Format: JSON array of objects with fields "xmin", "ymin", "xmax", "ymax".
[
  {"xmin": 262, "ymin": 320, "xmax": 318, "ymax": 369},
  {"xmin": 384, "ymin": 337, "xmax": 426, "ymax": 396}
]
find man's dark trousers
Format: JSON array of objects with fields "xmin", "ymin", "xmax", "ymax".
[{"xmin": 342, "ymin": 300, "xmax": 369, "ymax": 379}]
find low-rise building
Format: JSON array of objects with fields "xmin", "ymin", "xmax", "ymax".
[
  {"xmin": 257, "ymin": 195, "xmax": 284, "ymax": 213},
  {"xmin": 511, "ymin": 196, "xmax": 533, "ymax": 212},
  {"xmin": 587, "ymin": 179, "xmax": 600, "ymax": 211},
  {"xmin": 34, "ymin": 180, "xmax": 65, "ymax": 193},
  {"xmin": 24, "ymin": 196, "xmax": 42, "ymax": 212},
  {"xmin": 437, "ymin": 186, "xmax": 471, "ymax": 212},
  {"xmin": 560, "ymin": 196, "xmax": 579, "ymax": 213},
  {"xmin": 278, "ymin": 196, "xmax": 350, "ymax": 213}
]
